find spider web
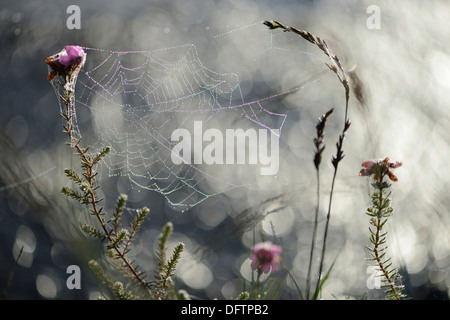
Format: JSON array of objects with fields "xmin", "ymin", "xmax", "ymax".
[{"xmin": 54, "ymin": 23, "xmax": 325, "ymax": 211}]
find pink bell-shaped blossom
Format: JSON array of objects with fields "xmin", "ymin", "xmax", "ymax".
[
  {"xmin": 359, "ymin": 157, "xmax": 402, "ymax": 182},
  {"xmin": 45, "ymin": 45, "xmax": 86, "ymax": 82},
  {"xmin": 250, "ymin": 241, "xmax": 282, "ymax": 273}
]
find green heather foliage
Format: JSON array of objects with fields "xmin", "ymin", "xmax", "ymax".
[{"xmin": 365, "ymin": 178, "xmax": 407, "ymax": 300}]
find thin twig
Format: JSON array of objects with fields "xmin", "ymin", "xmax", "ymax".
[{"xmin": 2, "ymin": 246, "xmax": 24, "ymax": 299}]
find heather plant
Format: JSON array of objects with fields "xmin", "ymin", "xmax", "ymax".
[
  {"xmin": 46, "ymin": 46, "xmax": 184, "ymax": 300},
  {"xmin": 359, "ymin": 158, "xmax": 407, "ymax": 300}
]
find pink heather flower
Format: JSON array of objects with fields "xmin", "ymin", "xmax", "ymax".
[
  {"xmin": 250, "ymin": 241, "xmax": 282, "ymax": 273},
  {"xmin": 359, "ymin": 157, "xmax": 402, "ymax": 182},
  {"xmin": 45, "ymin": 45, "xmax": 86, "ymax": 82},
  {"xmin": 359, "ymin": 160, "xmax": 376, "ymax": 177},
  {"xmin": 59, "ymin": 46, "xmax": 86, "ymax": 67}
]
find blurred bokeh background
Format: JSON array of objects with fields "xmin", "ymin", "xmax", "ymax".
[{"xmin": 0, "ymin": 0, "xmax": 449, "ymax": 300}]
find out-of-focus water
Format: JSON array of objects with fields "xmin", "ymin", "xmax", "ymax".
[{"xmin": 0, "ymin": 0, "xmax": 449, "ymax": 299}]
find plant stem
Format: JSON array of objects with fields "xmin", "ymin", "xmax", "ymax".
[
  {"xmin": 371, "ymin": 179, "xmax": 401, "ymax": 300},
  {"xmin": 62, "ymin": 94, "xmax": 150, "ymax": 292},
  {"xmin": 252, "ymin": 269, "xmax": 262, "ymax": 299},
  {"xmin": 315, "ymin": 91, "xmax": 350, "ymax": 298},
  {"xmin": 306, "ymin": 168, "xmax": 320, "ymax": 300},
  {"xmin": 314, "ymin": 168, "xmax": 338, "ymax": 297}
]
